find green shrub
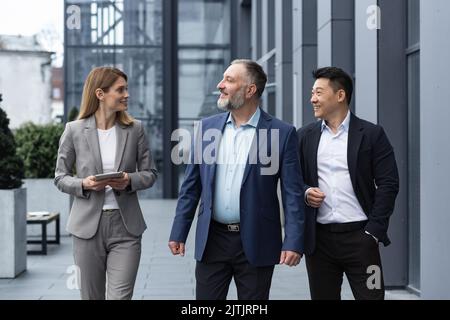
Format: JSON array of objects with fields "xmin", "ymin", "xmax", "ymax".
[
  {"xmin": 0, "ymin": 108, "xmax": 24, "ymax": 189},
  {"xmin": 15, "ymin": 122, "xmax": 64, "ymax": 178},
  {"xmin": 68, "ymin": 106, "xmax": 79, "ymax": 122}
]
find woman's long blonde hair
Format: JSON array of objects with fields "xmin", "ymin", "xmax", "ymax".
[{"xmin": 78, "ymin": 66, "xmax": 134, "ymax": 126}]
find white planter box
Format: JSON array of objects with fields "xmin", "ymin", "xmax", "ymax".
[
  {"xmin": 0, "ymin": 188, "xmax": 27, "ymax": 278},
  {"xmin": 24, "ymin": 179, "xmax": 71, "ymax": 237}
]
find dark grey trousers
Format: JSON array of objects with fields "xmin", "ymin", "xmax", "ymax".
[{"xmin": 72, "ymin": 209, "xmax": 141, "ymax": 300}]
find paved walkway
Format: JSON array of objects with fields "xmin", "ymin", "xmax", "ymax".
[{"xmin": 0, "ymin": 200, "xmax": 418, "ymax": 300}]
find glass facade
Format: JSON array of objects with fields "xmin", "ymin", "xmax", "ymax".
[
  {"xmin": 177, "ymin": 0, "xmax": 231, "ymax": 190},
  {"xmin": 250, "ymin": 0, "xmax": 276, "ymax": 116},
  {"xmin": 64, "ymin": 0, "xmax": 231, "ymax": 198}
]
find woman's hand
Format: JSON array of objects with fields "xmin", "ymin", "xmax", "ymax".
[
  {"xmin": 107, "ymin": 172, "xmax": 130, "ymax": 190},
  {"xmin": 82, "ymin": 176, "xmax": 110, "ymax": 191}
]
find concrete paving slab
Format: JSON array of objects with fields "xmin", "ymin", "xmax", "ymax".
[{"xmin": 0, "ymin": 200, "xmax": 419, "ymax": 301}]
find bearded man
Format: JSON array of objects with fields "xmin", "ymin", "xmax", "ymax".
[{"xmin": 168, "ymin": 59, "xmax": 305, "ymax": 300}]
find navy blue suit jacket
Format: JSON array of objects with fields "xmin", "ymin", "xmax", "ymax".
[{"xmin": 169, "ymin": 109, "xmax": 305, "ymax": 267}]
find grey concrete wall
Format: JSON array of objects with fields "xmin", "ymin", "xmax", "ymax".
[
  {"xmin": 0, "ymin": 188, "xmax": 27, "ymax": 278},
  {"xmin": 259, "ymin": 0, "xmax": 272, "ymax": 114},
  {"xmin": 420, "ymin": 0, "xmax": 450, "ymax": 299},
  {"xmin": 232, "ymin": 1, "xmax": 252, "ymax": 59},
  {"xmin": 377, "ymin": 0, "xmax": 409, "ymax": 288},
  {"xmin": 251, "ymin": 0, "xmax": 261, "ymax": 60},
  {"xmin": 24, "ymin": 179, "xmax": 71, "ymax": 237},
  {"xmin": 317, "ymin": 0, "xmax": 354, "ymax": 71},
  {"xmin": 354, "ymin": 0, "xmax": 378, "ymax": 123},
  {"xmin": 317, "ymin": 0, "xmax": 355, "ymax": 111},
  {"xmin": 317, "ymin": 0, "xmax": 332, "ymax": 67},
  {"xmin": 292, "ymin": 0, "xmax": 318, "ymax": 128},
  {"xmin": 275, "ymin": 0, "xmax": 294, "ymax": 123},
  {"xmin": 330, "ymin": 0, "xmax": 355, "ymax": 77}
]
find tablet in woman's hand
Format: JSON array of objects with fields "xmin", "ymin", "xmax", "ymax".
[{"xmin": 94, "ymin": 172, "xmax": 124, "ymax": 181}]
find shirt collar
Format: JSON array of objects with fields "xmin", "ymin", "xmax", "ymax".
[
  {"xmin": 227, "ymin": 107, "xmax": 261, "ymax": 128},
  {"xmin": 321, "ymin": 110, "xmax": 351, "ymax": 133}
]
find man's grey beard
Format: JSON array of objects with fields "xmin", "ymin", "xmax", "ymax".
[{"xmin": 217, "ymin": 87, "xmax": 246, "ymax": 111}]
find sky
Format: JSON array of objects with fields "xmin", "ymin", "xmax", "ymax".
[{"xmin": 0, "ymin": 0, "xmax": 64, "ymax": 66}]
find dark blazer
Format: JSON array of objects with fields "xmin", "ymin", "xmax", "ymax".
[
  {"xmin": 169, "ymin": 108, "xmax": 305, "ymax": 267},
  {"xmin": 297, "ymin": 113, "xmax": 399, "ymax": 255}
]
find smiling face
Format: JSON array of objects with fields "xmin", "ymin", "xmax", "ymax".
[
  {"xmin": 310, "ymin": 78, "xmax": 346, "ymax": 120},
  {"xmin": 216, "ymin": 63, "xmax": 250, "ymax": 111},
  {"xmin": 97, "ymin": 76, "xmax": 129, "ymax": 113}
]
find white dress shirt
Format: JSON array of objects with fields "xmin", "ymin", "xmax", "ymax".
[
  {"xmin": 97, "ymin": 126, "xmax": 120, "ymax": 210},
  {"xmin": 314, "ymin": 111, "xmax": 367, "ymax": 224},
  {"xmin": 213, "ymin": 108, "xmax": 260, "ymax": 224}
]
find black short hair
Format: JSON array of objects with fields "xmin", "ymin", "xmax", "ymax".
[{"xmin": 312, "ymin": 67, "xmax": 353, "ymax": 105}]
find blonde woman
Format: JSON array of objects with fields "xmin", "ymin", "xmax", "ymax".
[{"xmin": 55, "ymin": 67, "xmax": 157, "ymax": 300}]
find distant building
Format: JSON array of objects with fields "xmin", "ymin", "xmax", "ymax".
[{"xmin": 0, "ymin": 34, "xmax": 54, "ymax": 129}]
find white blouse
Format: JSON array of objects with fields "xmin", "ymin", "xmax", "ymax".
[{"xmin": 97, "ymin": 126, "xmax": 119, "ymax": 210}]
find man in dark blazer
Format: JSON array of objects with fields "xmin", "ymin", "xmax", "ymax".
[
  {"xmin": 297, "ymin": 67, "xmax": 399, "ymax": 300},
  {"xmin": 169, "ymin": 59, "xmax": 305, "ymax": 300}
]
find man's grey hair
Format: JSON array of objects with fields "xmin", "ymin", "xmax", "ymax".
[{"xmin": 231, "ymin": 59, "xmax": 268, "ymax": 98}]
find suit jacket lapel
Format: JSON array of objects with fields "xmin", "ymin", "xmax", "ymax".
[
  {"xmin": 241, "ymin": 109, "xmax": 272, "ymax": 187},
  {"xmin": 347, "ymin": 113, "xmax": 363, "ymax": 190},
  {"xmin": 307, "ymin": 121, "xmax": 322, "ymax": 186},
  {"xmin": 84, "ymin": 116, "xmax": 103, "ymax": 174},
  {"xmin": 114, "ymin": 123, "xmax": 129, "ymax": 172}
]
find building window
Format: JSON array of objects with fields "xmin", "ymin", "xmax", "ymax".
[
  {"xmin": 64, "ymin": 0, "xmax": 231, "ymax": 198},
  {"xmin": 177, "ymin": 0, "xmax": 231, "ymax": 190},
  {"xmin": 65, "ymin": 0, "xmax": 164, "ymax": 198}
]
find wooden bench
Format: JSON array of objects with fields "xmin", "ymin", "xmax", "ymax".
[{"xmin": 26, "ymin": 212, "xmax": 60, "ymax": 255}]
